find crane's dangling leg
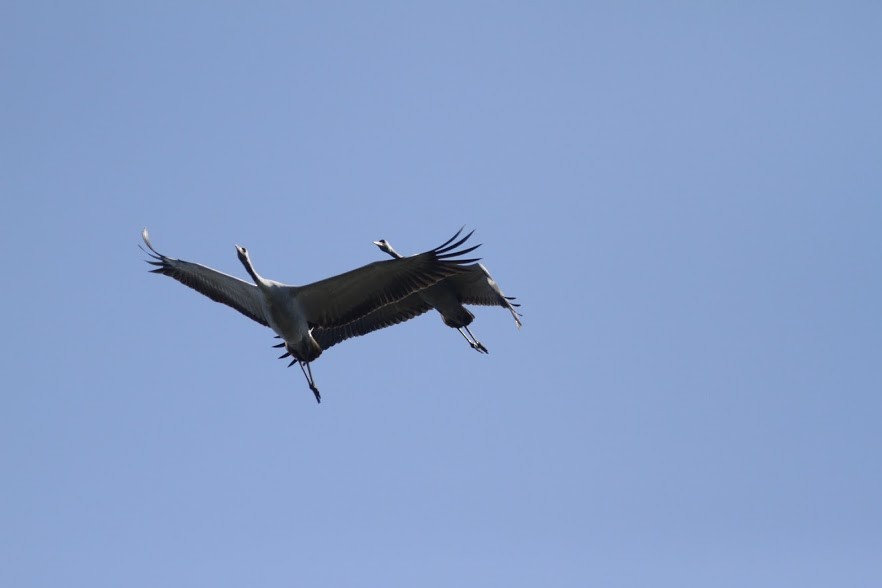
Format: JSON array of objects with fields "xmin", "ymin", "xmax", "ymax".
[
  {"xmin": 457, "ymin": 327, "xmax": 488, "ymax": 354},
  {"xmin": 300, "ymin": 361, "xmax": 321, "ymax": 403},
  {"xmin": 286, "ymin": 357, "xmax": 322, "ymax": 403}
]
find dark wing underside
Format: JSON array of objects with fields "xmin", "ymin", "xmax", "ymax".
[
  {"xmin": 311, "ymin": 292, "xmax": 433, "ymax": 351},
  {"xmin": 295, "ymin": 228, "xmax": 481, "ymax": 328},
  {"xmin": 141, "ymin": 229, "xmax": 269, "ymax": 327}
]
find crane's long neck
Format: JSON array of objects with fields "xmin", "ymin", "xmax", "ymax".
[
  {"xmin": 385, "ymin": 244, "xmax": 405, "ymax": 259},
  {"xmin": 239, "ymin": 253, "xmax": 264, "ymax": 286}
]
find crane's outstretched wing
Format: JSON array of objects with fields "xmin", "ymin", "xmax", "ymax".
[
  {"xmin": 141, "ymin": 228, "xmax": 269, "ymax": 327},
  {"xmin": 295, "ymin": 229, "xmax": 481, "ymax": 328},
  {"xmin": 311, "ymin": 292, "xmax": 433, "ymax": 351},
  {"xmin": 444, "ymin": 263, "xmax": 522, "ymax": 328}
]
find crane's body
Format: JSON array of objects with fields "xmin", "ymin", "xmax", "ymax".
[{"xmin": 373, "ymin": 238, "xmax": 521, "ymax": 353}]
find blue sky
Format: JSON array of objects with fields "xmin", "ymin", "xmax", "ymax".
[{"xmin": 3, "ymin": 2, "xmax": 881, "ymax": 586}]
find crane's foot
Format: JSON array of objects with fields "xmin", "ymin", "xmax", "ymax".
[
  {"xmin": 472, "ymin": 341, "xmax": 489, "ymax": 354},
  {"xmin": 310, "ymin": 384, "xmax": 322, "ymax": 404}
]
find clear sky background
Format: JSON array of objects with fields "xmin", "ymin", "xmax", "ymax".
[{"xmin": 2, "ymin": 2, "xmax": 880, "ymax": 586}]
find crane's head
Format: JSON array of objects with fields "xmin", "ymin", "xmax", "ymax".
[
  {"xmin": 235, "ymin": 244, "xmax": 260, "ymax": 283},
  {"xmin": 373, "ymin": 239, "xmax": 404, "ymax": 260},
  {"xmin": 372, "ymin": 239, "xmax": 392, "ymax": 254},
  {"xmin": 235, "ymin": 244, "xmax": 250, "ymax": 265}
]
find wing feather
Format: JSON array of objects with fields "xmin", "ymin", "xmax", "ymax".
[
  {"xmin": 311, "ymin": 293, "xmax": 433, "ymax": 351},
  {"xmin": 141, "ymin": 228, "xmax": 269, "ymax": 327},
  {"xmin": 443, "ymin": 263, "xmax": 522, "ymax": 328},
  {"xmin": 296, "ymin": 229, "xmax": 481, "ymax": 328}
]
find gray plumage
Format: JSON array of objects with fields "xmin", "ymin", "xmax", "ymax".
[
  {"xmin": 141, "ymin": 228, "xmax": 480, "ymax": 402},
  {"xmin": 371, "ymin": 237, "xmax": 521, "ymax": 353}
]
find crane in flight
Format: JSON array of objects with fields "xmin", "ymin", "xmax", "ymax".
[
  {"xmin": 372, "ymin": 237, "xmax": 521, "ymax": 353},
  {"xmin": 141, "ymin": 228, "xmax": 480, "ymax": 402}
]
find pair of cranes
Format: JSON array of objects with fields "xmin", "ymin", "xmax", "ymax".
[{"xmin": 141, "ymin": 227, "xmax": 521, "ymax": 403}]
